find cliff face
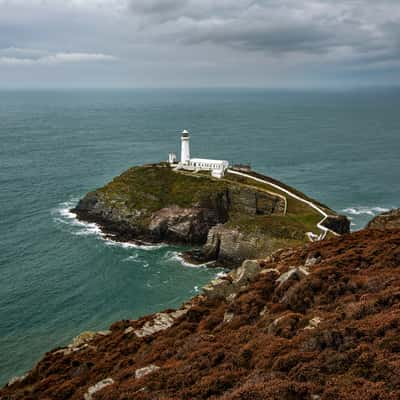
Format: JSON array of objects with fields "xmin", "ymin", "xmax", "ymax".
[
  {"xmin": 3, "ymin": 227, "xmax": 400, "ymax": 400},
  {"xmin": 189, "ymin": 223, "xmax": 305, "ymax": 267},
  {"xmin": 367, "ymin": 209, "xmax": 400, "ymax": 230},
  {"xmin": 72, "ymin": 164, "xmax": 348, "ymax": 266}
]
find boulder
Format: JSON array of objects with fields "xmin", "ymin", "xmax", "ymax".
[
  {"xmin": 276, "ymin": 266, "xmax": 309, "ymax": 286},
  {"xmin": 135, "ymin": 309, "xmax": 188, "ymax": 338},
  {"xmin": 202, "ymin": 277, "xmax": 234, "ymax": 300},
  {"xmin": 232, "ymin": 260, "xmax": 261, "ymax": 285},
  {"xmin": 84, "ymin": 378, "xmax": 114, "ymax": 400},
  {"xmin": 135, "ymin": 365, "xmax": 160, "ymax": 379},
  {"xmin": 223, "ymin": 311, "xmax": 235, "ymax": 323},
  {"xmin": 305, "ymin": 317, "xmax": 322, "ymax": 330}
]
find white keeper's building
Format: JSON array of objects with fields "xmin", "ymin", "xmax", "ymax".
[{"xmin": 168, "ymin": 130, "xmax": 229, "ymax": 179}]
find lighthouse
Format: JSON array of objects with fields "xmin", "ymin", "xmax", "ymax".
[
  {"xmin": 181, "ymin": 129, "xmax": 190, "ymax": 165},
  {"xmin": 167, "ymin": 129, "xmax": 229, "ymax": 178}
]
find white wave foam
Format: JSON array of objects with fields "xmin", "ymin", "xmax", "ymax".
[
  {"xmin": 165, "ymin": 251, "xmax": 213, "ymax": 268},
  {"xmin": 104, "ymin": 240, "xmax": 165, "ymax": 250},
  {"xmin": 53, "ymin": 199, "xmax": 106, "ymax": 238},
  {"xmin": 122, "ymin": 254, "xmax": 139, "ymax": 262},
  {"xmin": 53, "ymin": 198, "xmax": 166, "ymax": 250},
  {"xmin": 342, "ymin": 206, "xmax": 390, "ymax": 216}
]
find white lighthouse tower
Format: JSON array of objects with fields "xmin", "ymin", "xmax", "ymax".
[{"xmin": 180, "ymin": 129, "xmax": 191, "ymax": 165}]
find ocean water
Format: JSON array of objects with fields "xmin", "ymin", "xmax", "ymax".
[{"xmin": 0, "ymin": 89, "xmax": 399, "ymax": 385}]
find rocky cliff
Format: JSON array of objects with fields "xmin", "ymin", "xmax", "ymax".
[
  {"xmin": 3, "ymin": 226, "xmax": 400, "ymax": 400},
  {"xmin": 367, "ymin": 208, "xmax": 400, "ymax": 230},
  {"xmin": 72, "ymin": 163, "xmax": 348, "ymax": 266}
]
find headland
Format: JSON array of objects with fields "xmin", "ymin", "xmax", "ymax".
[{"xmin": 72, "ymin": 162, "xmax": 349, "ymax": 267}]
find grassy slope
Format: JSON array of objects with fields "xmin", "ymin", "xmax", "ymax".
[
  {"xmin": 223, "ymin": 172, "xmax": 325, "ymax": 238},
  {"xmin": 95, "ymin": 164, "xmax": 332, "ymax": 241},
  {"xmin": 96, "ymin": 163, "xmax": 230, "ymax": 212}
]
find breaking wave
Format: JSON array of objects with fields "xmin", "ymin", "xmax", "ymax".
[
  {"xmin": 342, "ymin": 206, "xmax": 390, "ymax": 216},
  {"xmin": 53, "ymin": 199, "xmax": 165, "ymax": 250},
  {"xmin": 164, "ymin": 250, "xmax": 214, "ymax": 268}
]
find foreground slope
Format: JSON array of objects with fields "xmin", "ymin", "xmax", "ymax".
[{"xmin": 3, "ymin": 227, "xmax": 400, "ymax": 399}]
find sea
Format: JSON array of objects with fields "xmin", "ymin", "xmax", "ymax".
[{"xmin": 0, "ymin": 88, "xmax": 399, "ymax": 385}]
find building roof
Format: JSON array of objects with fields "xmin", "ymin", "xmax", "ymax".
[
  {"xmin": 190, "ymin": 158, "xmax": 229, "ymax": 165},
  {"xmin": 182, "ymin": 129, "xmax": 190, "ymax": 137}
]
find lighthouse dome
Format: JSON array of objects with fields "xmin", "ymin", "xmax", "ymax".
[{"xmin": 182, "ymin": 129, "xmax": 190, "ymax": 137}]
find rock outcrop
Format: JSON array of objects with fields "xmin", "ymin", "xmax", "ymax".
[
  {"xmin": 72, "ymin": 165, "xmax": 286, "ymax": 250},
  {"xmin": 367, "ymin": 208, "xmax": 400, "ymax": 230},
  {"xmin": 321, "ymin": 215, "xmax": 350, "ymax": 234},
  {"xmin": 3, "ymin": 228, "xmax": 400, "ymax": 399}
]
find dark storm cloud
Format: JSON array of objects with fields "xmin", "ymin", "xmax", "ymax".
[
  {"xmin": 128, "ymin": 0, "xmax": 400, "ymax": 58},
  {"xmin": 1, "ymin": 0, "xmax": 400, "ymax": 87}
]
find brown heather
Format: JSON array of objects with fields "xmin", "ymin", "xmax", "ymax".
[{"xmin": 2, "ymin": 228, "xmax": 400, "ymax": 399}]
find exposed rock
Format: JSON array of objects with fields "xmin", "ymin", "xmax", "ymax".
[
  {"xmin": 203, "ymin": 259, "xmax": 262, "ymax": 300},
  {"xmin": 260, "ymin": 267, "xmax": 280, "ymax": 275},
  {"xmin": 305, "ymin": 317, "xmax": 322, "ymax": 330},
  {"xmin": 305, "ymin": 252, "xmax": 322, "ymax": 267},
  {"xmin": 202, "ymin": 277, "xmax": 234, "ymax": 300},
  {"xmin": 84, "ymin": 378, "xmax": 114, "ymax": 400},
  {"xmin": 226, "ymin": 293, "xmax": 237, "ymax": 302},
  {"xmin": 321, "ymin": 215, "xmax": 350, "ymax": 234},
  {"xmin": 135, "ymin": 309, "xmax": 188, "ymax": 338},
  {"xmin": 276, "ymin": 266, "xmax": 309, "ymax": 286},
  {"xmin": 70, "ymin": 331, "xmax": 97, "ymax": 348},
  {"xmin": 54, "ymin": 331, "xmax": 100, "ymax": 355},
  {"xmin": 124, "ymin": 326, "xmax": 134, "ymax": 335},
  {"xmin": 148, "ymin": 205, "xmax": 224, "ymax": 243},
  {"xmin": 267, "ymin": 312, "xmax": 302, "ymax": 337},
  {"xmin": 135, "ymin": 365, "xmax": 160, "ymax": 379},
  {"xmin": 199, "ymin": 224, "xmax": 280, "ymax": 267},
  {"xmin": 7, "ymin": 374, "xmax": 27, "ymax": 387},
  {"xmin": 223, "ymin": 311, "xmax": 234, "ymax": 323},
  {"xmin": 231, "ymin": 259, "xmax": 261, "ymax": 285},
  {"xmin": 259, "ymin": 306, "xmax": 268, "ymax": 316},
  {"xmin": 367, "ymin": 208, "xmax": 400, "ymax": 230},
  {"xmin": 97, "ymin": 330, "xmax": 111, "ymax": 336}
]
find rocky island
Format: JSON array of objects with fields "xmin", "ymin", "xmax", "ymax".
[{"xmin": 72, "ymin": 163, "xmax": 349, "ymax": 267}]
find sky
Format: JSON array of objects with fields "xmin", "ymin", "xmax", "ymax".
[{"xmin": 0, "ymin": 0, "xmax": 400, "ymax": 89}]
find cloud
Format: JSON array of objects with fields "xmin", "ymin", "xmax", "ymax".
[
  {"xmin": 0, "ymin": 0, "xmax": 400, "ymax": 87},
  {"xmin": 127, "ymin": 0, "xmax": 400, "ymax": 59},
  {"xmin": 0, "ymin": 50, "xmax": 116, "ymax": 65}
]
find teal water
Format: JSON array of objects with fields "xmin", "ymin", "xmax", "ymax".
[{"xmin": 0, "ymin": 89, "xmax": 399, "ymax": 385}]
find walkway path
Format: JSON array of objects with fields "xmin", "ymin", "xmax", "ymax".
[{"xmin": 227, "ymin": 169, "xmax": 340, "ymax": 241}]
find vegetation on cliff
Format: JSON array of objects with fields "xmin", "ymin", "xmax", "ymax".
[
  {"xmin": 3, "ymin": 227, "xmax": 400, "ymax": 399},
  {"xmin": 72, "ymin": 164, "xmax": 349, "ymax": 265}
]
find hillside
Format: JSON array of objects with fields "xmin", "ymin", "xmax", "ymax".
[
  {"xmin": 72, "ymin": 163, "xmax": 349, "ymax": 266},
  {"xmin": 2, "ymin": 226, "xmax": 400, "ymax": 399}
]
